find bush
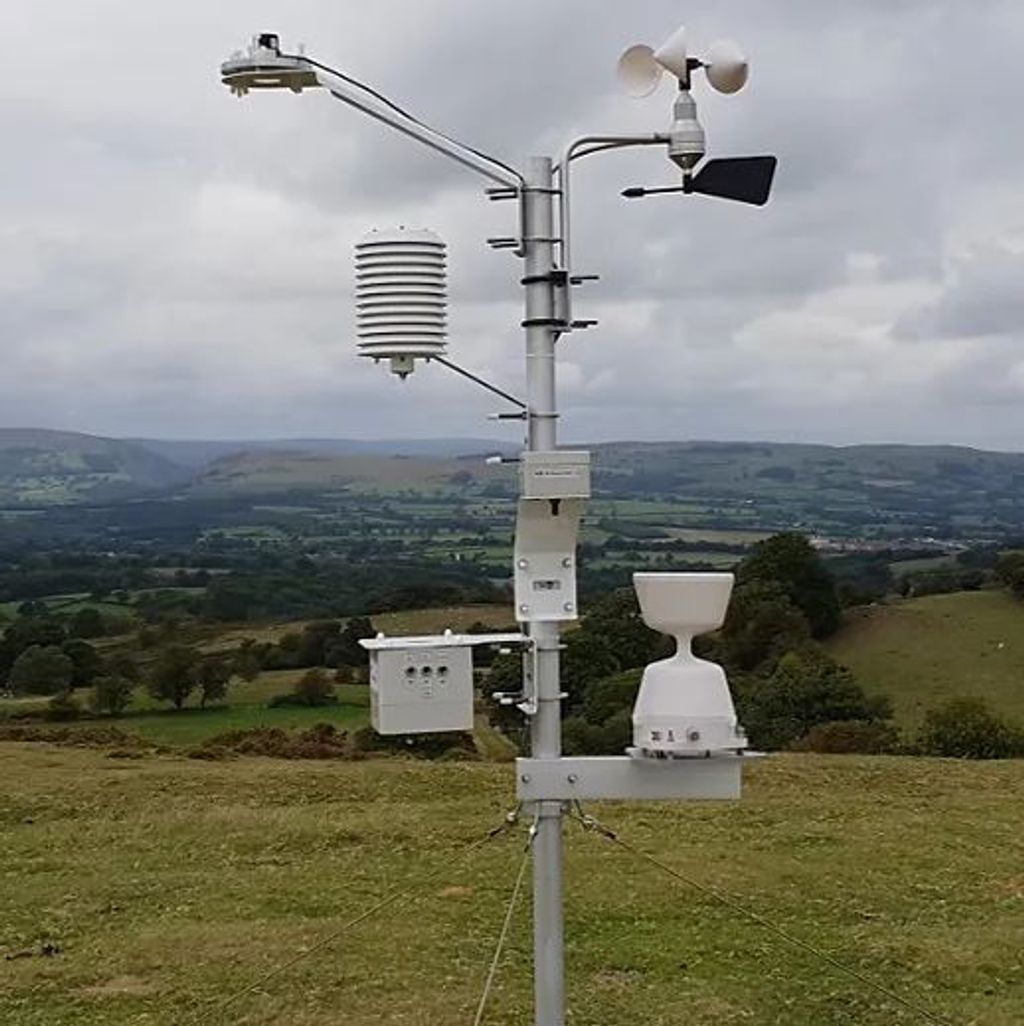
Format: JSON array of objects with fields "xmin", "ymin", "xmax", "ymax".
[
  {"xmin": 734, "ymin": 647, "xmax": 891, "ymax": 751},
  {"xmin": 917, "ymin": 698, "xmax": 1024, "ymax": 759},
  {"xmin": 269, "ymin": 668, "xmax": 338, "ymax": 708},
  {"xmin": 92, "ymin": 675, "xmax": 135, "ymax": 717},
  {"xmin": 351, "ymin": 726, "xmax": 477, "ymax": 760},
  {"xmin": 790, "ymin": 719, "xmax": 901, "ymax": 754},
  {"xmin": 44, "ymin": 691, "xmax": 82, "ymax": 722},
  {"xmin": 192, "ymin": 723, "xmax": 357, "ymax": 760},
  {"xmin": 562, "ymin": 710, "xmax": 632, "ymax": 756},
  {"xmin": 267, "ymin": 691, "xmax": 339, "ymax": 709}
]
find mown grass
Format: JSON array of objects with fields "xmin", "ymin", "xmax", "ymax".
[
  {"xmin": 827, "ymin": 590, "xmax": 1024, "ymax": 729},
  {"xmin": 1, "ymin": 749, "xmax": 1021, "ymax": 1025}
]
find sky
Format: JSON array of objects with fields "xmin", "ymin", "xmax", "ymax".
[{"xmin": 2, "ymin": 1, "xmax": 1024, "ymax": 449}]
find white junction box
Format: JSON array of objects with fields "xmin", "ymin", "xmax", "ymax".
[
  {"xmin": 361, "ymin": 632, "xmax": 525, "ymax": 734},
  {"xmin": 520, "ymin": 450, "xmax": 591, "ymax": 500}
]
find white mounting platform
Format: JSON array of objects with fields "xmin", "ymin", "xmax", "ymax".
[
  {"xmin": 515, "ymin": 754, "xmax": 748, "ymax": 802},
  {"xmin": 360, "ymin": 631, "xmax": 527, "ymax": 650}
]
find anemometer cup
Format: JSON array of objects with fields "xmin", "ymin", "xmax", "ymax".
[{"xmin": 617, "ymin": 25, "xmax": 749, "ymax": 98}]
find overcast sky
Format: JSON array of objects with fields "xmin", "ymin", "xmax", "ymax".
[{"xmin": 3, "ymin": 1, "xmax": 1024, "ymax": 449}]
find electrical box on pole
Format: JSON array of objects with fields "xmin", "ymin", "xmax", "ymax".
[{"xmin": 361, "ymin": 632, "xmax": 527, "ymax": 735}]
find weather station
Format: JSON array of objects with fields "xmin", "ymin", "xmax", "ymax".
[{"xmin": 219, "ymin": 21, "xmax": 776, "ymax": 1026}]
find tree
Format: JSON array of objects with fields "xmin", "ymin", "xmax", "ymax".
[
  {"xmin": 69, "ymin": 607, "xmax": 106, "ymax": 639},
  {"xmin": 232, "ymin": 640, "xmax": 262, "ymax": 682},
  {"xmin": 560, "ymin": 630, "xmax": 619, "ymax": 708},
  {"xmin": 9, "ymin": 645, "xmax": 74, "ymax": 696},
  {"xmin": 0, "ymin": 616, "xmax": 67, "ymax": 680},
  {"xmin": 92, "ymin": 675, "xmax": 135, "ymax": 716},
  {"xmin": 196, "ymin": 656, "xmax": 232, "ymax": 708},
  {"xmin": 293, "ymin": 668, "xmax": 336, "ymax": 707},
  {"xmin": 61, "ymin": 640, "xmax": 103, "ymax": 688},
  {"xmin": 578, "ymin": 589, "xmax": 665, "ymax": 671},
  {"xmin": 148, "ymin": 645, "xmax": 200, "ymax": 710},
  {"xmin": 330, "ymin": 616, "xmax": 376, "ymax": 667},
  {"xmin": 299, "ymin": 620, "xmax": 342, "ymax": 666},
  {"xmin": 720, "ymin": 579, "xmax": 810, "ymax": 672},
  {"xmin": 737, "ymin": 533, "xmax": 842, "ymax": 639},
  {"xmin": 995, "ymin": 551, "xmax": 1024, "ymax": 599},
  {"xmin": 734, "ymin": 647, "xmax": 890, "ymax": 750}
]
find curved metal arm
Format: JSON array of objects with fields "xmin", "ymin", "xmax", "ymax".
[
  {"xmin": 313, "ymin": 68, "xmax": 523, "ymax": 190},
  {"xmin": 556, "ymin": 134, "xmax": 668, "ymax": 277}
]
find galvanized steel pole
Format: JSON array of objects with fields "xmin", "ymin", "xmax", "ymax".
[{"xmin": 521, "ymin": 155, "xmax": 565, "ymax": 1026}]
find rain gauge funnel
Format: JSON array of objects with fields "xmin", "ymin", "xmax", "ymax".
[{"xmin": 631, "ymin": 573, "xmax": 748, "ymax": 756}]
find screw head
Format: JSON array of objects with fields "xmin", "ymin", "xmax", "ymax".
[
  {"xmin": 567, "ymin": 773, "xmax": 578, "ymax": 784},
  {"xmin": 561, "ymin": 557, "xmax": 572, "ymax": 568},
  {"xmin": 687, "ymin": 729, "xmax": 701, "ymax": 742},
  {"xmin": 519, "ymin": 604, "xmax": 530, "ymax": 614},
  {"xmin": 517, "ymin": 558, "xmax": 529, "ymax": 569},
  {"xmin": 563, "ymin": 602, "xmax": 575, "ymax": 612}
]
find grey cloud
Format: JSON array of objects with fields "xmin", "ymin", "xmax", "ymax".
[
  {"xmin": 896, "ymin": 249, "xmax": 1024, "ymax": 340},
  {"xmin": 2, "ymin": 0, "xmax": 1024, "ymax": 447}
]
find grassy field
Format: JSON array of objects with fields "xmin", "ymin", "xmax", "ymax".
[
  {"xmin": 0, "ymin": 671, "xmax": 371, "ymax": 747},
  {"xmin": 827, "ymin": 590, "xmax": 1024, "ymax": 729},
  {"xmin": 1, "ymin": 748, "xmax": 1021, "ymax": 1025}
]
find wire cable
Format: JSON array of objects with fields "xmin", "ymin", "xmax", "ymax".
[
  {"xmin": 568, "ymin": 804, "xmax": 960, "ymax": 1026},
  {"xmin": 283, "ymin": 52, "xmax": 523, "ymax": 186},
  {"xmin": 183, "ymin": 808, "xmax": 521, "ymax": 1026},
  {"xmin": 471, "ymin": 822, "xmax": 535, "ymax": 1026},
  {"xmin": 433, "ymin": 355, "xmax": 527, "ymax": 410}
]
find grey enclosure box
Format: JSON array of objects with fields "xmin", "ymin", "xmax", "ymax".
[
  {"xmin": 366, "ymin": 643, "xmax": 474, "ymax": 734},
  {"xmin": 520, "ymin": 450, "xmax": 591, "ymax": 500}
]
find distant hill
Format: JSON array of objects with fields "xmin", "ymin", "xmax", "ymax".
[
  {"xmin": 188, "ymin": 449, "xmax": 510, "ymax": 496},
  {"xmin": 5, "ymin": 432, "xmax": 1024, "ymax": 532},
  {"xmin": 825, "ymin": 590, "xmax": 1024, "ymax": 729},
  {"xmin": 0, "ymin": 429, "xmax": 189, "ymax": 506},
  {"xmin": 130, "ymin": 436, "xmax": 517, "ymax": 469},
  {"xmin": 588, "ymin": 440, "xmax": 1024, "ymax": 535}
]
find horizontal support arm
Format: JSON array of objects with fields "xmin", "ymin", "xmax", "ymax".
[
  {"xmin": 556, "ymin": 134, "xmax": 668, "ymax": 285},
  {"xmin": 313, "ymin": 68, "xmax": 523, "ymax": 189},
  {"xmin": 516, "ymin": 755, "xmax": 746, "ymax": 801}
]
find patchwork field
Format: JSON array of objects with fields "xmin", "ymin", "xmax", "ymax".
[
  {"xmin": 1, "ymin": 748, "xmax": 1021, "ymax": 1025},
  {"xmin": 827, "ymin": 590, "xmax": 1024, "ymax": 729}
]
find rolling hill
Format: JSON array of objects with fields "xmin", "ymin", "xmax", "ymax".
[
  {"xmin": 5, "ymin": 431, "xmax": 1024, "ymax": 539},
  {"xmin": 826, "ymin": 589, "xmax": 1024, "ymax": 729},
  {"xmin": 129, "ymin": 436, "xmax": 517, "ymax": 469},
  {"xmin": 187, "ymin": 448, "xmax": 510, "ymax": 496},
  {"xmin": 0, "ymin": 428, "xmax": 189, "ymax": 506},
  {"xmin": 589, "ymin": 440, "xmax": 1024, "ymax": 535}
]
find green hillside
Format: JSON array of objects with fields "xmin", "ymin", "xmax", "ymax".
[
  {"xmin": 0, "ymin": 429, "xmax": 188, "ymax": 505},
  {"xmin": 826, "ymin": 590, "xmax": 1024, "ymax": 728}
]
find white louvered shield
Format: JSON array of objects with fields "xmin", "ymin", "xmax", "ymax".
[{"xmin": 355, "ymin": 227, "xmax": 447, "ymax": 377}]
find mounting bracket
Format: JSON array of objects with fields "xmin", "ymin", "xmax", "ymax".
[{"xmin": 515, "ymin": 754, "xmax": 750, "ymax": 802}]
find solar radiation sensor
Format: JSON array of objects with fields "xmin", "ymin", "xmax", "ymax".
[{"xmin": 220, "ymin": 34, "xmax": 318, "ymax": 95}]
